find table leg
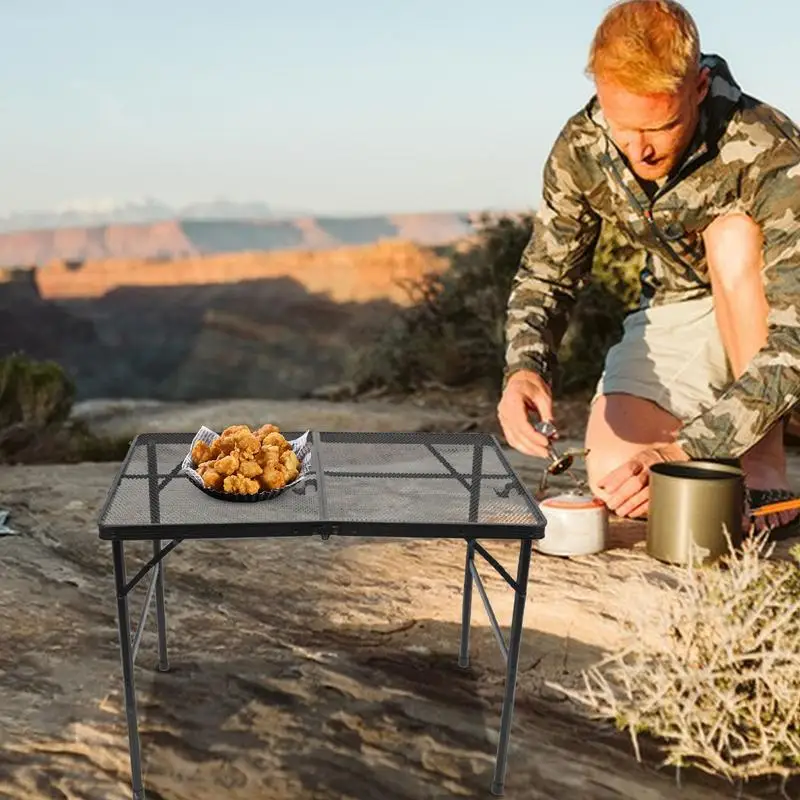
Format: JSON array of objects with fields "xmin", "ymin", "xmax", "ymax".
[
  {"xmin": 459, "ymin": 539, "xmax": 475, "ymax": 668},
  {"xmin": 153, "ymin": 540, "xmax": 170, "ymax": 672},
  {"xmin": 113, "ymin": 540, "xmax": 147, "ymax": 800},
  {"xmin": 491, "ymin": 538, "xmax": 532, "ymax": 797}
]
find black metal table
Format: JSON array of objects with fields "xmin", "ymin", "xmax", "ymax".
[{"xmin": 97, "ymin": 430, "xmax": 547, "ymax": 799}]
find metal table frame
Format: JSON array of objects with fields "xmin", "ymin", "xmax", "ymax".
[{"xmin": 97, "ymin": 431, "xmax": 546, "ymax": 799}]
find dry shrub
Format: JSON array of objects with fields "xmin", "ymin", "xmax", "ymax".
[
  {"xmin": 550, "ymin": 534, "xmax": 800, "ymax": 790},
  {"xmin": 349, "ymin": 213, "xmax": 535, "ymax": 395},
  {"xmin": 0, "ymin": 351, "xmax": 74, "ymax": 431},
  {"xmin": 0, "ymin": 352, "xmax": 129, "ymax": 464},
  {"xmin": 349, "ymin": 213, "xmax": 642, "ymax": 399}
]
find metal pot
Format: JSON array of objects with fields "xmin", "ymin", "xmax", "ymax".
[{"xmin": 647, "ymin": 460, "xmax": 745, "ymax": 566}]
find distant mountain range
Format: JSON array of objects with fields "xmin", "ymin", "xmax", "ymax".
[
  {"xmin": 0, "ymin": 209, "xmax": 488, "ymax": 268},
  {"xmin": 0, "ymin": 199, "xmax": 301, "ymax": 234}
]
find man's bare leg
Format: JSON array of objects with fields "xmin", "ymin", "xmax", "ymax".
[
  {"xmin": 585, "ymin": 214, "xmax": 794, "ymax": 528},
  {"xmin": 703, "ymin": 213, "xmax": 795, "ymax": 530},
  {"xmin": 585, "ymin": 393, "xmax": 681, "ymax": 507}
]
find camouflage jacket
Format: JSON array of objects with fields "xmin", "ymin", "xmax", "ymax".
[{"xmin": 505, "ymin": 53, "xmax": 800, "ymax": 460}]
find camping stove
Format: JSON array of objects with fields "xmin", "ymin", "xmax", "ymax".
[
  {"xmin": 534, "ymin": 421, "xmax": 607, "ymax": 555},
  {"xmin": 534, "ymin": 420, "xmax": 590, "ymax": 496}
]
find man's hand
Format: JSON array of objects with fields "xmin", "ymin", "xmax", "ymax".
[
  {"xmin": 597, "ymin": 441, "xmax": 689, "ymax": 518},
  {"xmin": 497, "ymin": 370, "xmax": 555, "ymax": 459}
]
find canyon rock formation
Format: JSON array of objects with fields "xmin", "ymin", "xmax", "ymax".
[{"xmin": 0, "ymin": 240, "xmax": 449, "ymax": 401}]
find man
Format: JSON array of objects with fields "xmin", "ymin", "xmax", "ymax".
[{"xmin": 498, "ymin": 0, "xmax": 800, "ymax": 532}]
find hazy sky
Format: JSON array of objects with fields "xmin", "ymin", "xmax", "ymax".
[{"xmin": 1, "ymin": 1, "xmax": 798, "ymax": 217}]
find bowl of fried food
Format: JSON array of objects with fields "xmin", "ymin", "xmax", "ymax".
[{"xmin": 181, "ymin": 423, "xmax": 311, "ymax": 501}]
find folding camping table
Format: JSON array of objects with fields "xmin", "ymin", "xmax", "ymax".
[{"xmin": 96, "ymin": 430, "xmax": 547, "ymax": 799}]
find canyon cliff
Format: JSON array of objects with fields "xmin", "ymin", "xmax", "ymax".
[{"xmin": 0, "ymin": 240, "xmax": 450, "ymax": 401}]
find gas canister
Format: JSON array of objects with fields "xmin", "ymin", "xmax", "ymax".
[{"xmin": 536, "ymin": 493, "xmax": 608, "ymax": 556}]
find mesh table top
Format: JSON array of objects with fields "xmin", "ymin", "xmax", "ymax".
[{"xmin": 97, "ymin": 431, "xmax": 547, "ymax": 541}]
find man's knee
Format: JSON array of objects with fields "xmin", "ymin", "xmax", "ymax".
[
  {"xmin": 703, "ymin": 213, "xmax": 764, "ymax": 293},
  {"xmin": 586, "ymin": 448, "xmax": 626, "ymax": 501},
  {"xmin": 585, "ymin": 439, "xmax": 651, "ymax": 500},
  {"xmin": 584, "ymin": 393, "xmax": 681, "ymax": 499}
]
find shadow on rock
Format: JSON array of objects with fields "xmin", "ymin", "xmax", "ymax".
[{"xmin": 131, "ymin": 623, "xmax": 497, "ymax": 800}]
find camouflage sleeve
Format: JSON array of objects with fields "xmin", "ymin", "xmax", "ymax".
[
  {"xmin": 504, "ymin": 129, "xmax": 602, "ymax": 385},
  {"xmin": 676, "ymin": 140, "xmax": 800, "ymax": 459}
]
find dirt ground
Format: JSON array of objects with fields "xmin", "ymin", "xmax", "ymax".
[{"xmin": 0, "ymin": 397, "xmax": 798, "ymax": 800}]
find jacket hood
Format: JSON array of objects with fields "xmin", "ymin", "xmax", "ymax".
[{"xmin": 699, "ymin": 53, "xmax": 742, "ymax": 144}]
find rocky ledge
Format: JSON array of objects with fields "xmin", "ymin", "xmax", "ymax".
[{"xmin": 0, "ymin": 398, "xmax": 797, "ymax": 799}]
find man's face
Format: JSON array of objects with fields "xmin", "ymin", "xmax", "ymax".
[{"xmin": 596, "ymin": 68, "xmax": 709, "ymax": 181}]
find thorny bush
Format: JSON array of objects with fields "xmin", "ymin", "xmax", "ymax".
[{"xmin": 550, "ymin": 534, "xmax": 800, "ymax": 792}]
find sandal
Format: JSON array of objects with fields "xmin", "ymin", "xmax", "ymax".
[{"xmin": 746, "ymin": 488, "xmax": 800, "ymax": 540}]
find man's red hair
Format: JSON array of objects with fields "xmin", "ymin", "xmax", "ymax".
[{"xmin": 587, "ymin": 0, "xmax": 701, "ymax": 94}]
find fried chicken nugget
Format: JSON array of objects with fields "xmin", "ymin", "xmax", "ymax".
[
  {"xmin": 202, "ymin": 469, "xmax": 224, "ymax": 491},
  {"xmin": 254, "ymin": 423, "xmax": 280, "ymax": 438},
  {"xmin": 221, "ymin": 424, "xmax": 251, "ymax": 438},
  {"xmin": 223, "ymin": 475, "xmax": 260, "ymax": 495},
  {"xmin": 262, "ymin": 431, "xmax": 288, "ymax": 451},
  {"xmin": 257, "ymin": 444, "xmax": 280, "ymax": 468},
  {"xmin": 214, "ymin": 452, "xmax": 240, "ymax": 476},
  {"xmin": 209, "ymin": 435, "xmax": 236, "ymax": 457},
  {"xmin": 284, "ymin": 466, "xmax": 299, "ymax": 483},
  {"xmin": 237, "ymin": 460, "xmax": 263, "ymax": 479},
  {"xmin": 234, "ymin": 430, "xmax": 261, "ymax": 456},
  {"xmin": 260, "ymin": 464, "xmax": 288, "ymax": 490},
  {"xmin": 216, "ymin": 434, "xmax": 239, "ymax": 456},
  {"xmin": 280, "ymin": 449, "xmax": 300, "ymax": 481},
  {"xmin": 280, "ymin": 448, "xmax": 299, "ymax": 469},
  {"xmin": 196, "ymin": 459, "xmax": 216, "ymax": 476},
  {"xmin": 191, "ymin": 440, "xmax": 212, "ymax": 465}
]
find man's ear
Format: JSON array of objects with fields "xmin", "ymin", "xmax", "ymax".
[{"xmin": 696, "ymin": 66, "xmax": 711, "ymax": 105}]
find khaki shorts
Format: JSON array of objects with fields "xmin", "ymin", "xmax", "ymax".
[{"xmin": 592, "ymin": 294, "xmax": 733, "ymax": 422}]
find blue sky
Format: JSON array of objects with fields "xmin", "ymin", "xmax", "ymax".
[{"xmin": 1, "ymin": 1, "xmax": 797, "ymax": 217}]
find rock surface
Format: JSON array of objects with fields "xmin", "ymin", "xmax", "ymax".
[
  {"xmin": 1, "ymin": 400, "xmax": 798, "ymax": 800},
  {"xmin": 69, "ymin": 397, "xmax": 481, "ymax": 441}
]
